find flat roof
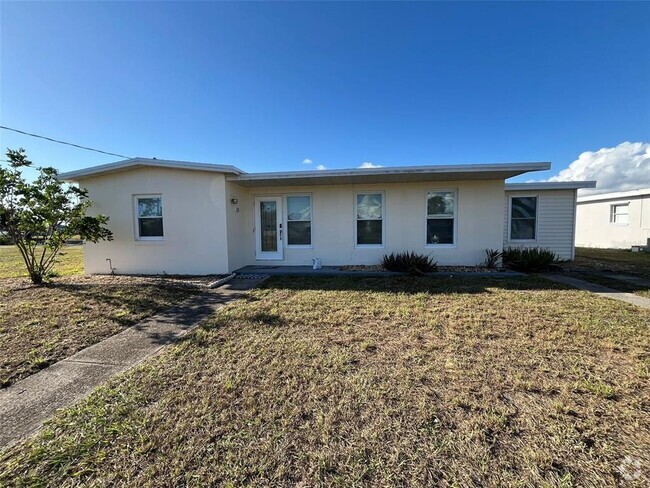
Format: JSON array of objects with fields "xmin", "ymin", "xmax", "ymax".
[
  {"xmin": 577, "ymin": 187, "xmax": 650, "ymax": 203},
  {"xmin": 60, "ymin": 158, "xmax": 554, "ymax": 186},
  {"xmin": 59, "ymin": 157, "xmax": 244, "ymax": 181},
  {"xmin": 506, "ymin": 181, "xmax": 597, "ymax": 191},
  {"xmin": 227, "ymin": 162, "xmax": 551, "ymax": 187}
]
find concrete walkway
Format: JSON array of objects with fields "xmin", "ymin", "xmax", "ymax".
[
  {"xmin": 600, "ymin": 272, "xmax": 650, "ymax": 288},
  {"xmin": 543, "ymin": 273, "xmax": 650, "ymax": 310},
  {"xmin": 0, "ymin": 276, "xmax": 267, "ymax": 449}
]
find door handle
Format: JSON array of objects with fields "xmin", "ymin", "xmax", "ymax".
[{"xmin": 279, "ymin": 223, "xmax": 283, "ymax": 240}]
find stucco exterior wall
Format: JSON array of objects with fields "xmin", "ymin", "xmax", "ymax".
[
  {"xmin": 503, "ymin": 189, "xmax": 577, "ymax": 260},
  {"xmin": 225, "ymin": 180, "xmax": 255, "ymax": 272},
  {"xmin": 575, "ymin": 195, "xmax": 650, "ymax": 248},
  {"xmin": 81, "ymin": 170, "xmax": 586, "ymax": 273},
  {"xmin": 80, "ymin": 167, "xmax": 229, "ymax": 275},
  {"xmin": 226, "ymin": 179, "xmax": 505, "ymax": 269}
]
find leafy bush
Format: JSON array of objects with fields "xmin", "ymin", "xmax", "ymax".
[
  {"xmin": 502, "ymin": 247, "xmax": 560, "ymax": 272},
  {"xmin": 0, "ymin": 233, "xmax": 13, "ymax": 245},
  {"xmin": 381, "ymin": 251, "xmax": 437, "ymax": 274},
  {"xmin": 484, "ymin": 249, "xmax": 503, "ymax": 269},
  {"xmin": 0, "ymin": 148, "xmax": 112, "ymax": 283}
]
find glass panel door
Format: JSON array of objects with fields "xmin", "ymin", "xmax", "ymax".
[
  {"xmin": 255, "ymin": 197, "xmax": 283, "ymax": 260},
  {"xmin": 260, "ymin": 201, "xmax": 278, "ymax": 252}
]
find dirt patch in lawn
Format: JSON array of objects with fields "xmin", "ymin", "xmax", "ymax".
[
  {"xmin": 0, "ymin": 275, "xmax": 204, "ymax": 387},
  {"xmin": 1, "ymin": 275, "xmax": 648, "ymax": 486}
]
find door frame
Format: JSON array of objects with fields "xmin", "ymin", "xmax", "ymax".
[{"xmin": 254, "ymin": 196, "xmax": 284, "ymax": 261}]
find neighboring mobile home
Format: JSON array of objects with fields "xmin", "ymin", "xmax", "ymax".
[
  {"xmin": 60, "ymin": 159, "xmax": 595, "ymax": 275},
  {"xmin": 575, "ymin": 188, "xmax": 650, "ymax": 249}
]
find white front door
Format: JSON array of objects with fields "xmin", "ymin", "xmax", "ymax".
[{"xmin": 254, "ymin": 196, "xmax": 283, "ymax": 260}]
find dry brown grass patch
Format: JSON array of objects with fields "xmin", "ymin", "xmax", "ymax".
[
  {"xmin": 0, "ymin": 275, "xmax": 203, "ymax": 387},
  {"xmin": 1, "ymin": 276, "xmax": 648, "ymax": 486}
]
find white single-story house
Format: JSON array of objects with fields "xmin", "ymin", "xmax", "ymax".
[
  {"xmin": 575, "ymin": 188, "xmax": 650, "ymax": 249},
  {"xmin": 60, "ymin": 158, "xmax": 595, "ymax": 275}
]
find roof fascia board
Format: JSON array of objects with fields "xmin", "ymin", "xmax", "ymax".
[
  {"xmin": 59, "ymin": 158, "xmax": 244, "ymax": 181},
  {"xmin": 228, "ymin": 162, "xmax": 551, "ymax": 182},
  {"xmin": 506, "ymin": 181, "xmax": 597, "ymax": 191},
  {"xmin": 577, "ymin": 187, "xmax": 650, "ymax": 203}
]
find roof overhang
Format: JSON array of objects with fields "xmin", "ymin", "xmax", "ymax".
[
  {"xmin": 577, "ymin": 187, "xmax": 650, "ymax": 203},
  {"xmin": 59, "ymin": 157, "xmax": 244, "ymax": 181},
  {"xmin": 505, "ymin": 181, "xmax": 597, "ymax": 191},
  {"xmin": 227, "ymin": 162, "xmax": 551, "ymax": 187}
]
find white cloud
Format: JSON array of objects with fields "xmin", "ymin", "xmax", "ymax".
[
  {"xmin": 547, "ymin": 142, "xmax": 650, "ymax": 195},
  {"xmin": 315, "ymin": 164, "xmax": 327, "ymax": 171},
  {"xmin": 359, "ymin": 161, "xmax": 383, "ymax": 169},
  {"xmin": 302, "ymin": 158, "xmax": 312, "ymax": 164}
]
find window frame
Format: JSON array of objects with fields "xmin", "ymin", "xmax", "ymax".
[
  {"xmin": 508, "ymin": 194, "xmax": 538, "ymax": 242},
  {"xmin": 285, "ymin": 193, "xmax": 313, "ymax": 249},
  {"xmin": 354, "ymin": 191, "xmax": 385, "ymax": 248},
  {"xmin": 609, "ymin": 202, "xmax": 629, "ymax": 225},
  {"xmin": 424, "ymin": 189, "xmax": 458, "ymax": 248},
  {"xmin": 133, "ymin": 194, "xmax": 164, "ymax": 241}
]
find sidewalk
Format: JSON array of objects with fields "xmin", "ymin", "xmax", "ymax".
[
  {"xmin": 600, "ymin": 272, "xmax": 650, "ymax": 288},
  {"xmin": 0, "ymin": 276, "xmax": 267, "ymax": 449},
  {"xmin": 542, "ymin": 273, "xmax": 650, "ymax": 310}
]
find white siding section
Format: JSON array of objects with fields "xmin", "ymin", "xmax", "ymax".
[{"xmin": 504, "ymin": 189, "xmax": 577, "ymax": 260}]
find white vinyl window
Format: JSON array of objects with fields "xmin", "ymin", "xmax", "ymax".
[
  {"xmin": 286, "ymin": 195, "xmax": 312, "ymax": 246},
  {"xmin": 510, "ymin": 196, "xmax": 537, "ymax": 240},
  {"xmin": 135, "ymin": 195, "xmax": 164, "ymax": 240},
  {"xmin": 426, "ymin": 190, "xmax": 456, "ymax": 246},
  {"xmin": 355, "ymin": 192, "xmax": 384, "ymax": 246},
  {"xmin": 610, "ymin": 204, "xmax": 629, "ymax": 225}
]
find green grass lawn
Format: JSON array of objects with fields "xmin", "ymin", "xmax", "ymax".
[
  {"xmin": 2, "ymin": 275, "xmax": 648, "ymax": 486},
  {"xmin": 0, "ymin": 245, "xmax": 84, "ymax": 279},
  {"xmin": 570, "ymin": 248, "xmax": 650, "ymax": 298},
  {"xmin": 574, "ymin": 247, "xmax": 650, "ymax": 277},
  {"xmin": 0, "ymin": 275, "xmax": 203, "ymax": 388},
  {"xmin": 576, "ymin": 273, "xmax": 650, "ymax": 299},
  {"xmin": 0, "ymin": 245, "xmax": 210, "ymax": 388}
]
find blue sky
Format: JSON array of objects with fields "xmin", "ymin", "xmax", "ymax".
[{"xmin": 1, "ymin": 1, "xmax": 648, "ymax": 183}]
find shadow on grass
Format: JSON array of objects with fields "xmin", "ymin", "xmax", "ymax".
[
  {"xmin": 46, "ymin": 281, "xmax": 204, "ymax": 327},
  {"xmin": 569, "ymin": 272, "xmax": 650, "ymax": 296},
  {"xmin": 23, "ymin": 275, "xmax": 580, "ymax": 351},
  {"xmin": 258, "ymin": 274, "xmax": 575, "ymax": 295},
  {"xmin": 247, "ymin": 311, "xmax": 286, "ymax": 327}
]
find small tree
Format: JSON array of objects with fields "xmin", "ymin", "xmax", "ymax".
[{"xmin": 0, "ymin": 148, "xmax": 113, "ymax": 284}]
